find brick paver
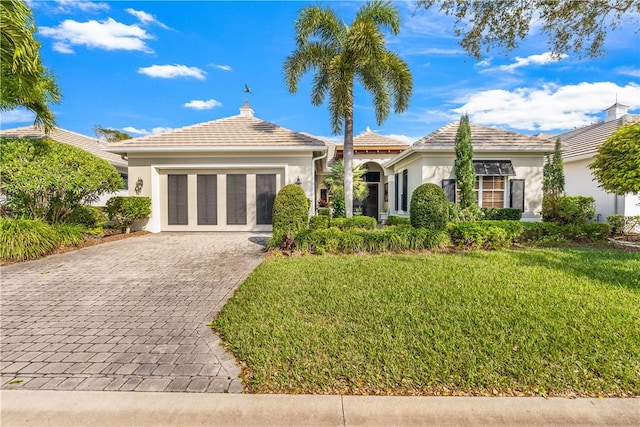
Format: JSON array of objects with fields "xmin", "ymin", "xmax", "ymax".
[{"xmin": 1, "ymin": 232, "xmax": 268, "ymax": 392}]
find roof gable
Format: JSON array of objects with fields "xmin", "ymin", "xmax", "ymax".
[
  {"xmin": 559, "ymin": 114, "xmax": 640, "ymax": 159},
  {"xmin": 414, "ymin": 122, "xmax": 554, "ymax": 147},
  {"xmin": 353, "ymin": 130, "xmax": 409, "ymax": 147},
  {"xmin": 0, "ymin": 126, "xmax": 127, "ymax": 168}
]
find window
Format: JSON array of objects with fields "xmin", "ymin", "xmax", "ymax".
[
  {"xmin": 256, "ymin": 174, "xmax": 276, "ymax": 225},
  {"xmin": 474, "ymin": 176, "xmax": 505, "ymax": 208},
  {"xmin": 197, "ymin": 175, "xmax": 217, "ymax": 225},
  {"xmin": 401, "ymin": 169, "xmax": 408, "ymax": 211},
  {"xmin": 226, "ymin": 174, "xmax": 247, "ymax": 225},
  {"xmin": 168, "ymin": 174, "xmax": 188, "ymax": 225},
  {"xmin": 394, "ymin": 173, "xmax": 399, "ymax": 211}
]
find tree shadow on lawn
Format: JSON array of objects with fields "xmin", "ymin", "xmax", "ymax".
[{"xmin": 504, "ymin": 247, "xmax": 640, "ymax": 291}]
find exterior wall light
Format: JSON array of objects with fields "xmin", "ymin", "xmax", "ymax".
[{"xmin": 135, "ymin": 177, "xmax": 144, "ymax": 195}]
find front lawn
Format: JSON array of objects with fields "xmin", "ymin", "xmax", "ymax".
[{"xmin": 213, "ymin": 247, "xmax": 640, "ymax": 396}]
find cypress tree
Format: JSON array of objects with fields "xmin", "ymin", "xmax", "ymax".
[
  {"xmin": 454, "ymin": 114, "xmax": 476, "ymax": 209},
  {"xmin": 542, "ymin": 137, "xmax": 565, "ymax": 222}
]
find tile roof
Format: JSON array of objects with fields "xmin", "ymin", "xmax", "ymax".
[
  {"xmin": 0, "ymin": 126, "xmax": 127, "ymax": 168},
  {"xmin": 352, "ymin": 130, "xmax": 409, "ymax": 147},
  {"xmin": 414, "ymin": 122, "xmax": 554, "ymax": 147},
  {"xmin": 558, "ymin": 114, "xmax": 640, "ymax": 159},
  {"xmin": 111, "ymin": 115, "xmax": 326, "ymax": 148}
]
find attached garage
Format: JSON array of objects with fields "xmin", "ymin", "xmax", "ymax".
[{"xmin": 106, "ymin": 103, "xmax": 326, "ymax": 232}]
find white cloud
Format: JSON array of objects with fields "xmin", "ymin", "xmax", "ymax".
[
  {"xmin": 123, "ymin": 126, "xmax": 172, "ymax": 136},
  {"xmin": 453, "ymin": 82, "xmax": 640, "ymax": 131},
  {"xmin": 54, "ymin": 0, "xmax": 109, "ymax": 13},
  {"xmin": 125, "ymin": 8, "xmax": 169, "ymax": 29},
  {"xmin": 0, "ymin": 109, "xmax": 36, "ymax": 124},
  {"xmin": 39, "ymin": 18, "xmax": 153, "ymax": 54},
  {"xmin": 183, "ymin": 99, "xmax": 223, "ymax": 110},
  {"xmin": 402, "ymin": 47, "xmax": 461, "ymax": 56},
  {"xmin": 138, "ymin": 64, "xmax": 206, "ymax": 80},
  {"xmin": 483, "ymin": 52, "xmax": 568, "ymax": 73},
  {"xmin": 617, "ymin": 66, "xmax": 640, "ymax": 77},
  {"xmin": 210, "ymin": 64, "xmax": 232, "ymax": 71},
  {"xmin": 386, "ymin": 134, "xmax": 420, "ymax": 144}
]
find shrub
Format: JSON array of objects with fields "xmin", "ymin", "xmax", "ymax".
[
  {"xmin": 561, "ymin": 223, "xmax": 611, "ymax": 242},
  {"xmin": 448, "ymin": 220, "xmax": 524, "ymax": 250},
  {"xmin": 105, "ymin": 196, "xmax": 151, "ymax": 233},
  {"xmin": 447, "ymin": 202, "xmax": 459, "ymax": 222},
  {"xmin": 608, "ymin": 215, "xmax": 640, "ymax": 236},
  {"xmin": 410, "ymin": 183, "xmax": 449, "ymax": 229},
  {"xmin": 386, "ymin": 215, "xmax": 410, "ymax": 226},
  {"xmin": 66, "ymin": 205, "xmax": 107, "ymax": 230},
  {"xmin": 482, "ymin": 207, "xmax": 522, "ymax": 221},
  {"xmin": 309, "ymin": 215, "xmax": 329, "ymax": 231},
  {"xmin": 447, "ymin": 222, "xmax": 487, "ymax": 249},
  {"xmin": 0, "ymin": 218, "xmax": 60, "ymax": 262},
  {"xmin": 317, "ymin": 207, "xmax": 331, "ymax": 217},
  {"xmin": 544, "ymin": 196, "xmax": 595, "ymax": 226},
  {"xmin": 458, "ymin": 204, "xmax": 482, "ymax": 222},
  {"xmin": 272, "ymin": 184, "xmax": 309, "ymax": 234},
  {"xmin": 331, "ymin": 193, "xmax": 345, "ymax": 218},
  {"xmin": 0, "ymin": 137, "xmax": 123, "ymax": 223},
  {"xmin": 519, "ymin": 222, "xmax": 563, "ymax": 243},
  {"xmin": 346, "ymin": 216, "xmax": 377, "ymax": 230},
  {"xmin": 52, "ymin": 223, "xmax": 87, "ymax": 247}
]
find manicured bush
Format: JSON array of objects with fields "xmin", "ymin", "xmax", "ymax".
[
  {"xmin": 66, "ymin": 205, "xmax": 107, "ymax": 235},
  {"xmin": 105, "ymin": 196, "xmax": 151, "ymax": 233},
  {"xmin": 0, "ymin": 218, "xmax": 60, "ymax": 262},
  {"xmin": 481, "ymin": 207, "xmax": 522, "ymax": 221},
  {"xmin": 561, "ymin": 223, "xmax": 611, "ymax": 242},
  {"xmin": 608, "ymin": 214, "xmax": 640, "ymax": 236},
  {"xmin": 448, "ymin": 220, "xmax": 524, "ymax": 250},
  {"xmin": 331, "ymin": 193, "xmax": 345, "ymax": 218},
  {"xmin": 292, "ymin": 226, "xmax": 450, "ymax": 254},
  {"xmin": 519, "ymin": 222, "xmax": 563, "ymax": 243},
  {"xmin": 544, "ymin": 196, "xmax": 595, "ymax": 226},
  {"xmin": 317, "ymin": 207, "xmax": 331, "ymax": 217},
  {"xmin": 309, "ymin": 215, "xmax": 329, "ymax": 231},
  {"xmin": 330, "ymin": 216, "xmax": 377, "ymax": 230},
  {"xmin": 385, "ymin": 215, "xmax": 410, "ymax": 226},
  {"xmin": 52, "ymin": 223, "xmax": 87, "ymax": 247},
  {"xmin": 272, "ymin": 184, "xmax": 310, "ymax": 234},
  {"xmin": 457, "ymin": 204, "xmax": 482, "ymax": 222},
  {"xmin": 447, "ymin": 222, "xmax": 488, "ymax": 249},
  {"xmin": 410, "ymin": 183, "xmax": 449, "ymax": 229}
]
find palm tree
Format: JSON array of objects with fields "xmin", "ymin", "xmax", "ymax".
[{"xmin": 284, "ymin": 0, "xmax": 412, "ymax": 217}]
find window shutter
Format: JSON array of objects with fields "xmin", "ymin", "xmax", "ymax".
[
  {"xmin": 401, "ymin": 170, "xmax": 408, "ymax": 211},
  {"xmin": 256, "ymin": 174, "xmax": 276, "ymax": 225},
  {"xmin": 197, "ymin": 175, "xmax": 217, "ymax": 225},
  {"xmin": 510, "ymin": 179, "xmax": 525, "ymax": 212},
  {"xmin": 168, "ymin": 174, "xmax": 188, "ymax": 225},
  {"xmin": 394, "ymin": 173, "xmax": 399, "ymax": 211},
  {"xmin": 227, "ymin": 174, "xmax": 247, "ymax": 225},
  {"xmin": 441, "ymin": 179, "xmax": 456, "ymax": 202}
]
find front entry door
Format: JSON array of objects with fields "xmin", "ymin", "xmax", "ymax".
[{"xmin": 363, "ymin": 183, "xmax": 378, "ymax": 220}]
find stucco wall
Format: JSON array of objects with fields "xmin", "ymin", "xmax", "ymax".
[{"xmin": 126, "ymin": 152, "xmax": 315, "ymax": 232}]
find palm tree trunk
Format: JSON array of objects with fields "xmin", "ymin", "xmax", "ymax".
[{"xmin": 343, "ymin": 109, "xmax": 354, "ymax": 218}]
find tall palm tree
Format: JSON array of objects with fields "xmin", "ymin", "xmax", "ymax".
[{"xmin": 284, "ymin": 0, "xmax": 412, "ymax": 217}]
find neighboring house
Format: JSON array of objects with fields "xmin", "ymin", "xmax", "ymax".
[
  {"xmin": 0, "ymin": 126, "xmax": 129, "ymax": 206},
  {"xmin": 106, "ymin": 102, "xmax": 326, "ymax": 232},
  {"xmin": 319, "ymin": 129, "xmax": 409, "ymax": 220},
  {"xmin": 559, "ymin": 103, "xmax": 640, "ymax": 221},
  {"xmin": 384, "ymin": 123, "xmax": 556, "ymax": 220}
]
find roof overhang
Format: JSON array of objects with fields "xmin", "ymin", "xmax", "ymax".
[
  {"xmin": 384, "ymin": 144, "xmax": 554, "ymax": 168},
  {"xmin": 104, "ymin": 144, "xmax": 327, "ymax": 154}
]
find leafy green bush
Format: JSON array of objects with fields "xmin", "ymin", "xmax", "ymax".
[
  {"xmin": 447, "ymin": 222, "xmax": 487, "ymax": 249},
  {"xmin": 481, "ymin": 207, "xmax": 522, "ymax": 221},
  {"xmin": 272, "ymin": 184, "xmax": 310, "ymax": 234},
  {"xmin": 66, "ymin": 205, "xmax": 107, "ymax": 230},
  {"xmin": 561, "ymin": 223, "xmax": 611, "ymax": 242},
  {"xmin": 309, "ymin": 215, "xmax": 329, "ymax": 231},
  {"xmin": 386, "ymin": 215, "xmax": 410, "ymax": 226},
  {"xmin": 317, "ymin": 207, "xmax": 331, "ymax": 217},
  {"xmin": 519, "ymin": 221, "xmax": 563, "ymax": 243},
  {"xmin": 457, "ymin": 204, "xmax": 482, "ymax": 222},
  {"xmin": 105, "ymin": 196, "xmax": 151, "ymax": 233},
  {"xmin": 52, "ymin": 223, "xmax": 87, "ymax": 247},
  {"xmin": 0, "ymin": 218, "xmax": 60, "ymax": 262},
  {"xmin": 0, "ymin": 137, "xmax": 123, "ymax": 223},
  {"xmin": 331, "ymin": 193, "xmax": 345, "ymax": 218},
  {"xmin": 448, "ymin": 221, "xmax": 524, "ymax": 250},
  {"xmin": 292, "ymin": 226, "xmax": 450, "ymax": 254},
  {"xmin": 447, "ymin": 202, "xmax": 459, "ymax": 222},
  {"xmin": 410, "ymin": 183, "xmax": 449, "ymax": 229},
  {"xmin": 544, "ymin": 196, "xmax": 595, "ymax": 226},
  {"xmin": 330, "ymin": 216, "xmax": 377, "ymax": 230},
  {"xmin": 608, "ymin": 214, "xmax": 640, "ymax": 236}
]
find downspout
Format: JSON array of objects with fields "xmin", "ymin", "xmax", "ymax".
[{"xmin": 312, "ymin": 151, "xmax": 328, "ymax": 215}]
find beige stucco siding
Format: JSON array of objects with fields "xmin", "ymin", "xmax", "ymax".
[
  {"xmin": 388, "ymin": 152, "xmax": 545, "ymax": 219},
  {"xmin": 126, "ymin": 152, "xmax": 315, "ymax": 232}
]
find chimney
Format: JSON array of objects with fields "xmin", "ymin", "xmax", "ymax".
[
  {"xmin": 604, "ymin": 103, "xmax": 629, "ymax": 122},
  {"xmin": 239, "ymin": 100, "xmax": 254, "ymax": 117}
]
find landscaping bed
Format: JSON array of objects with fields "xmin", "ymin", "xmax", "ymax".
[{"xmin": 213, "ymin": 247, "xmax": 640, "ymax": 397}]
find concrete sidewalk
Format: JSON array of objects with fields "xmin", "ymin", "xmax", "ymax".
[{"xmin": 1, "ymin": 390, "xmax": 638, "ymax": 426}]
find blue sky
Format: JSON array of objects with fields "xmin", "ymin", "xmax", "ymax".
[{"xmin": 2, "ymin": 0, "xmax": 639, "ymax": 143}]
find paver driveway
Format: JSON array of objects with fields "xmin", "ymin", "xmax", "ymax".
[{"xmin": 1, "ymin": 232, "xmax": 268, "ymax": 393}]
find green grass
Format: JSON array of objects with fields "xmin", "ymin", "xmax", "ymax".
[{"xmin": 213, "ymin": 247, "xmax": 640, "ymax": 396}]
